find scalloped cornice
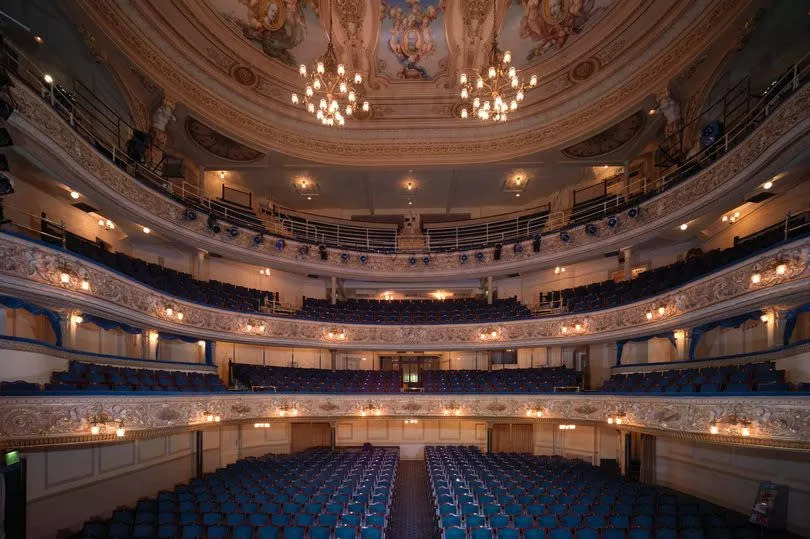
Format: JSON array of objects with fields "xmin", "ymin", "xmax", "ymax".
[
  {"xmin": 0, "ymin": 233, "xmax": 808, "ymax": 350},
  {"xmin": 73, "ymin": 0, "xmax": 748, "ymax": 165},
  {"xmin": 7, "ymin": 79, "xmax": 810, "ymax": 281},
  {"xmin": 1, "ymin": 393, "xmax": 807, "ymax": 450}
]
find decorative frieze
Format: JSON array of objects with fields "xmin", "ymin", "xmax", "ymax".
[{"xmin": 1, "ymin": 392, "xmax": 807, "ymax": 450}]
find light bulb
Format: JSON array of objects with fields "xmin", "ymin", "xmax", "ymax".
[
  {"xmin": 510, "ymin": 100, "xmax": 517, "ymax": 110},
  {"xmin": 345, "ymin": 105, "xmax": 353, "ymax": 116},
  {"xmin": 70, "ymin": 191, "xmax": 80, "ymax": 199},
  {"xmin": 574, "ymin": 324, "xmax": 582, "ymax": 331},
  {"xmin": 508, "ymin": 66, "xmax": 516, "ymax": 78},
  {"xmin": 679, "ymin": 223, "xmax": 688, "ymax": 231},
  {"xmin": 291, "ymin": 93, "xmax": 299, "ymax": 104},
  {"xmin": 473, "ymin": 97, "xmax": 480, "ymax": 108},
  {"xmin": 488, "ymin": 66, "xmax": 496, "ymax": 79},
  {"xmin": 348, "ymin": 91, "xmax": 356, "ymax": 102},
  {"xmin": 709, "ymin": 424, "xmax": 719, "ymax": 435},
  {"xmin": 615, "ymin": 417, "xmax": 623, "ymax": 425},
  {"xmin": 459, "ymin": 73, "xmax": 467, "ymax": 85},
  {"xmin": 461, "ymin": 109, "xmax": 468, "ymax": 119},
  {"xmin": 313, "ymin": 79, "xmax": 321, "ymax": 90},
  {"xmin": 750, "ymin": 273, "xmax": 761, "ymax": 284},
  {"xmin": 776, "ymin": 264, "xmax": 786, "ymax": 275},
  {"xmin": 142, "ymin": 227, "xmax": 151, "ymax": 234},
  {"xmin": 658, "ymin": 306, "xmax": 665, "ymax": 316},
  {"xmin": 721, "ymin": 215, "xmax": 729, "ymax": 222},
  {"xmin": 530, "ymin": 74, "xmax": 537, "ymax": 86},
  {"xmin": 646, "ymin": 312, "xmax": 653, "ymax": 320},
  {"xmin": 511, "ymin": 78, "xmax": 519, "ymax": 89},
  {"xmin": 561, "ymin": 326, "xmax": 568, "ymax": 333},
  {"xmin": 337, "ymin": 64, "xmax": 345, "ymax": 76},
  {"xmin": 90, "ymin": 424, "xmax": 100, "ymax": 435},
  {"xmin": 516, "ymin": 91, "xmax": 524, "ymax": 101},
  {"xmin": 362, "ymin": 101, "xmax": 370, "ymax": 112},
  {"xmin": 306, "ymin": 86, "xmax": 313, "ymax": 97},
  {"xmin": 319, "ymin": 99, "xmax": 327, "ymax": 110},
  {"xmin": 316, "ymin": 62, "xmax": 324, "ymax": 74},
  {"xmin": 246, "ymin": 324, "xmax": 253, "ymax": 332},
  {"xmin": 299, "ymin": 64, "xmax": 307, "ymax": 76},
  {"xmin": 339, "ymin": 81, "xmax": 347, "ymax": 93},
  {"xmin": 476, "ymin": 78, "xmax": 484, "ymax": 89},
  {"xmin": 80, "ymin": 280, "xmax": 90, "ymax": 290},
  {"xmin": 43, "ymin": 73, "xmax": 53, "ymax": 84},
  {"xmin": 165, "ymin": 307, "xmax": 173, "ymax": 316},
  {"xmin": 763, "ymin": 181, "xmax": 773, "ymax": 190},
  {"xmin": 741, "ymin": 426, "xmax": 750, "ymax": 437},
  {"xmin": 354, "ymin": 73, "xmax": 362, "ymax": 84},
  {"xmin": 607, "ymin": 417, "xmax": 613, "ymax": 424},
  {"xmin": 460, "ymin": 88, "xmax": 468, "ymax": 99},
  {"xmin": 503, "ymin": 51, "xmax": 512, "ymax": 64},
  {"xmin": 177, "ymin": 312, "xmax": 184, "ymax": 321},
  {"xmin": 115, "ymin": 425, "xmax": 125, "ymax": 438}
]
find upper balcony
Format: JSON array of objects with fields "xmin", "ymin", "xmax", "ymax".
[{"xmin": 2, "ymin": 38, "xmax": 810, "ymax": 279}]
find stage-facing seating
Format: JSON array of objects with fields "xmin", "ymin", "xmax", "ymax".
[
  {"xmin": 600, "ymin": 362, "xmax": 796, "ymax": 394},
  {"xmin": 64, "ymin": 232, "xmax": 280, "ymax": 313},
  {"xmin": 33, "ymin": 361, "xmax": 227, "ymax": 393},
  {"xmin": 76, "ymin": 447, "xmax": 397, "ymax": 539},
  {"xmin": 541, "ymin": 214, "xmax": 808, "ymax": 313},
  {"xmin": 427, "ymin": 446, "xmax": 767, "ymax": 539},
  {"xmin": 422, "ymin": 367, "xmax": 581, "ymax": 393},
  {"xmin": 295, "ymin": 297, "xmax": 533, "ymax": 324},
  {"xmin": 232, "ymin": 364, "xmax": 401, "ymax": 393}
]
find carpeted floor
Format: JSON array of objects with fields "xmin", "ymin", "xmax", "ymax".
[{"xmin": 389, "ymin": 460, "xmax": 438, "ymax": 539}]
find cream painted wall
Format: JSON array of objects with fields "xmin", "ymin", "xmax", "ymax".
[
  {"xmin": 26, "ymin": 424, "xmax": 292, "ymax": 539},
  {"xmin": 533, "ymin": 423, "xmax": 620, "ymax": 464},
  {"xmin": 335, "ymin": 418, "xmax": 487, "ymax": 460},
  {"xmin": 694, "ymin": 323, "xmax": 769, "ymax": 359},
  {"xmin": 621, "ymin": 338, "xmax": 677, "ymax": 365},
  {"xmin": 0, "ymin": 349, "xmax": 68, "ymax": 383},
  {"xmin": 0, "ymin": 307, "xmax": 57, "ymax": 343},
  {"xmin": 656, "ymin": 438, "xmax": 810, "ymax": 537}
]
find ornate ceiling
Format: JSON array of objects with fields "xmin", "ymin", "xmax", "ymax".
[{"xmin": 79, "ymin": 0, "xmax": 748, "ymax": 165}]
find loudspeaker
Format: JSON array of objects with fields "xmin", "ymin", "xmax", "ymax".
[
  {"xmin": 585, "ymin": 223, "xmax": 597, "ymax": 236},
  {"xmin": 0, "ymin": 173, "xmax": 14, "ymax": 195},
  {"xmin": 227, "ymin": 227, "xmax": 239, "ymax": 238},
  {"xmin": 318, "ymin": 244, "xmax": 328, "ymax": 260},
  {"xmin": 125, "ymin": 130, "xmax": 150, "ymax": 162},
  {"xmin": 532, "ymin": 235, "xmax": 541, "ymax": 253},
  {"xmin": 163, "ymin": 156, "xmax": 184, "ymax": 178},
  {"xmin": 494, "ymin": 243, "xmax": 503, "ymax": 260},
  {"xmin": 607, "ymin": 215, "xmax": 618, "ymax": 228},
  {"xmin": 299, "ymin": 245, "xmax": 310, "ymax": 256},
  {"xmin": 627, "ymin": 207, "xmax": 641, "ymax": 219},
  {"xmin": 253, "ymin": 233, "xmax": 264, "ymax": 245},
  {"xmin": 560, "ymin": 230, "xmax": 570, "ymax": 243},
  {"xmin": 207, "ymin": 215, "xmax": 220, "ymax": 234}
]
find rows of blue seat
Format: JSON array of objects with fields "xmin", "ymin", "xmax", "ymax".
[
  {"xmin": 426, "ymin": 446, "xmax": 765, "ymax": 539},
  {"xmin": 76, "ymin": 447, "xmax": 397, "ymax": 539},
  {"xmin": 232, "ymin": 364, "xmax": 401, "ymax": 393},
  {"xmin": 0, "ymin": 361, "xmax": 226, "ymax": 395},
  {"xmin": 600, "ymin": 362, "xmax": 800, "ymax": 394},
  {"xmin": 422, "ymin": 368, "xmax": 581, "ymax": 393},
  {"xmin": 295, "ymin": 297, "xmax": 533, "ymax": 324},
  {"xmin": 64, "ymin": 231, "xmax": 280, "ymax": 313}
]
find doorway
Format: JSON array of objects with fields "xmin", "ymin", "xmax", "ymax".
[{"xmin": 491, "ymin": 423, "xmax": 534, "ymax": 453}]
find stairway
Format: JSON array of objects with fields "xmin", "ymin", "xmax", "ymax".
[{"xmin": 389, "ymin": 460, "xmax": 438, "ymax": 539}]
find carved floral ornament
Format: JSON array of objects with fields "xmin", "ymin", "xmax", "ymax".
[
  {"xmin": 0, "ymin": 393, "xmax": 808, "ymax": 450},
  {"xmin": 0, "ymin": 233, "xmax": 808, "ymax": 350},
  {"xmin": 7, "ymin": 81, "xmax": 810, "ymax": 281}
]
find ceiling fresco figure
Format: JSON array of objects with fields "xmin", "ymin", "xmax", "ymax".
[
  {"xmin": 514, "ymin": 0, "xmax": 613, "ymax": 62},
  {"xmin": 379, "ymin": 0, "xmax": 447, "ymax": 80},
  {"xmin": 223, "ymin": 0, "xmax": 322, "ymax": 66}
]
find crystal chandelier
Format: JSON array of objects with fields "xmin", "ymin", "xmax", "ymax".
[
  {"xmin": 458, "ymin": 8, "xmax": 537, "ymax": 122},
  {"xmin": 291, "ymin": 3, "xmax": 368, "ymax": 127}
]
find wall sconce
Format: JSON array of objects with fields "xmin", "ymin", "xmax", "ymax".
[
  {"xmin": 526, "ymin": 407, "xmax": 543, "ymax": 418},
  {"xmin": 441, "ymin": 403, "xmax": 462, "ymax": 416},
  {"xmin": 88, "ymin": 413, "xmax": 112, "ymax": 435},
  {"xmin": 59, "ymin": 272, "xmax": 71, "ymax": 284},
  {"xmin": 673, "ymin": 329, "xmax": 685, "ymax": 341},
  {"xmin": 554, "ymin": 266, "xmax": 565, "ymax": 274},
  {"xmin": 197, "ymin": 340, "xmax": 206, "ymax": 347},
  {"xmin": 115, "ymin": 422, "xmax": 126, "ymax": 438},
  {"xmin": 326, "ymin": 329, "xmax": 347, "ymax": 341},
  {"xmin": 657, "ymin": 306, "xmax": 666, "ymax": 316},
  {"xmin": 97, "ymin": 219, "xmax": 115, "ymax": 231},
  {"xmin": 80, "ymin": 279, "xmax": 90, "ymax": 291},
  {"xmin": 710, "ymin": 415, "xmax": 754, "ymax": 437},
  {"xmin": 278, "ymin": 404, "xmax": 299, "ymax": 417},
  {"xmin": 760, "ymin": 313, "xmax": 769, "ymax": 323},
  {"xmin": 404, "ymin": 419, "xmax": 419, "ymax": 424},
  {"xmin": 709, "ymin": 422, "xmax": 719, "ymax": 435},
  {"xmin": 254, "ymin": 422, "xmax": 272, "ymax": 428},
  {"xmin": 607, "ymin": 412, "xmax": 626, "ymax": 425},
  {"xmin": 750, "ymin": 272, "xmax": 761, "ymax": 284},
  {"xmin": 203, "ymin": 411, "xmax": 221, "ymax": 423},
  {"xmin": 558, "ymin": 424, "xmax": 576, "ymax": 430},
  {"xmin": 148, "ymin": 330, "xmax": 159, "ymax": 343},
  {"xmin": 70, "ymin": 313, "xmax": 84, "ymax": 324},
  {"xmin": 561, "ymin": 326, "xmax": 568, "ymax": 334},
  {"xmin": 478, "ymin": 328, "xmax": 500, "ymax": 340},
  {"xmin": 359, "ymin": 403, "xmax": 382, "ymax": 417}
]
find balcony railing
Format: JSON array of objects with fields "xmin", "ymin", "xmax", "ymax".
[{"xmin": 2, "ymin": 35, "xmax": 808, "ymax": 256}]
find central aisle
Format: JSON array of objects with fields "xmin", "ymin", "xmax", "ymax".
[{"xmin": 389, "ymin": 460, "xmax": 438, "ymax": 539}]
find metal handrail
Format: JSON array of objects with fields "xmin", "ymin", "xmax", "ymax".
[{"xmin": 2, "ymin": 34, "xmax": 807, "ymax": 256}]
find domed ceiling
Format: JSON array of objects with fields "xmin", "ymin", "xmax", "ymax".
[{"xmin": 79, "ymin": 0, "xmax": 746, "ymax": 165}]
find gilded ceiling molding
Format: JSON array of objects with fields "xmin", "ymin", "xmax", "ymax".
[
  {"xmin": 0, "ymin": 393, "xmax": 807, "ymax": 450},
  {"xmin": 0, "ymin": 232, "xmax": 807, "ymax": 350},
  {"xmin": 75, "ymin": 0, "xmax": 746, "ymax": 164},
  {"xmin": 7, "ymin": 77, "xmax": 810, "ymax": 281}
]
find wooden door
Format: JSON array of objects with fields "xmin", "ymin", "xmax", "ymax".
[
  {"xmin": 491, "ymin": 423, "xmax": 534, "ymax": 453},
  {"xmin": 290, "ymin": 422, "xmax": 332, "ymax": 453}
]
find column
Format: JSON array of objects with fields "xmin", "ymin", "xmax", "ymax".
[
  {"xmin": 486, "ymin": 422, "xmax": 493, "ymax": 454},
  {"xmin": 486, "ymin": 276, "xmax": 493, "ymax": 305},
  {"xmin": 195, "ymin": 431, "xmax": 204, "ymax": 479},
  {"xmin": 193, "ymin": 251, "xmax": 207, "ymax": 281},
  {"xmin": 146, "ymin": 330, "xmax": 158, "ymax": 360},
  {"xmin": 675, "ymin": 329, "xmax": 691, "ymax": 360},
  {"xmin": 773, "ymin": 309, "xmax": 790, "ymax": 347},
  {"xmin": 330, "ymin": 276, "xmax": 337, "ymax": 305},
  {"xmin": 622, "ymin": 247, "xmax": 633, "ymax": 282},
  {"xmin": 62, "ymin": 312, "xmax": 78, "ymax": 348}
]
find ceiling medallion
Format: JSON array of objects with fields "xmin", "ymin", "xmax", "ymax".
[
  {"xmin": 291, "ymin": 1, "xmax": 368, "ymax": 127},
  {"xmin": 458, "ymin": 2, "xmax": 537, "ymax": 122}
]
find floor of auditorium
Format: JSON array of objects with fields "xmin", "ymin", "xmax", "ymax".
[{"xmin": 389, "ymin": 460, "xmax": 438, "ymax": 539}]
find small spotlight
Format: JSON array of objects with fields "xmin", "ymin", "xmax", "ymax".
[
  {"xmin": 741, "ymin": 426, "xmax": 750, "ymax": 437},
  {"xmin": 658, "ymin": 306, "xmax": 665, "ymax": 316},
  {"xmin": 750, "ymin": 273, "xmax": 761, "ymax": 284},
  {"xmin": 776, "ymin": 264, "xmax": 786, "ymax": 275},
  {"xmin": 648, "ymin": 108, "xmax": 656, "ymax": 115},
  {"xmin": 762, "ymin": 181, "xmax": 773, "ymax": 190},
  {"xmin": 115, "ymin": 424, "xmax": 125, "ymax": 438},
  {"xmin": 43, "ymin": 74, "xmax": 53, "ymax": 84},
  {"xmin": 70, "ymin": 191, "xmax": 80, "ymax": 199},
  {"xmin": 176, "ymin": 312, "xmax": 184, "ymax": 321},
  {"xmin": 60, "ymin": 272, "xmax": 70, "ymax": 283},
  {"xmin": 33, "ymin": 35, "xmax": 44, "ymax": 44},
  {"xmin": 80, "ymin": 280, "xmax": 90, "ymax": 290},
  {"xmin": 646, "ymin": 312, "xmax": 653, "ymax": 320},
  {"xmin": 679, "ymin": 223, "xmax": 688, "ymax": 231},
  {"xmin": 142, "ymin": 227, "xmax": 151, "ymax": 234},
  {"xmin": 90, "ymin": 424, "xmax": 100, "ymax": 435}
]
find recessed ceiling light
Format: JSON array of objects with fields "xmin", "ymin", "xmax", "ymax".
[
  {"xmin": 515, "ymin": 193, "xmax": 520, "ymax": 197},
  {"xmin": 142, "ymin": 227, "xmax": 151, "ymax": 234},
  {"xmin": 648, "ymin": 108, "xmax": 656, "ymax": 115},
  {"xmin": 69, "ymin": 191, "xmax": 80, "ymax": 199},
  {"xmin": 33, "ymin": 35, "xmax": 44, "ymax": 45},
  {"xmin": 762, "ymin": 181, "xmax": 773, "ymax": 190},
  {"xmin": 307, "ymin": 196, "xmax": 312, "ymax": 200}
]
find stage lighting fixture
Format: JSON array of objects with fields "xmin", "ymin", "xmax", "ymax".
[
  {"xmin": 184, "ymin": 208, "xmax": 197, "ymax": 221},
  {"xmin": 585, "ymin": 223, "xmax": 597, "ymax": 236},
  {"xmin": 207, "ymin": 215, "xmax": 221, "ymax": 234},
  {"xmin": 318, "ymin": 244, "xmax": 328, "ymax": 260},
  {"xmin": 494, "ymin": 243, "xmax": 503, "ymax": 260},
  {"xmin": 125, "ymin": 130, "xmax": 149, "ymax": 163},
  {"xmin": 0, "ymin": 173, "xmax": 14, "ymax": 195},
  {"xmin": 0, "ymin": 153, "xmax": 7, "ymax": 172},
  {"xmin": 532, "ymin": 235, "xmax": 541, "ymax": 253},
  {"xmin": 227, "ymin": 226, "xmax": 239, "ymax": 238},
  {"xmin": 253, "ymin": 233, "xmax": 264, "ymax": 245}
]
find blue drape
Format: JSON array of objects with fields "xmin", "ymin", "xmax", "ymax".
[
  {"xmin": 783, "ymin": 303, "xmax": 810, "ymax": 345},
  {"xmin": 689, "ymin": 311, "xmax": 763, "ymax": 360},
  {"xmin": 616, "ymin": 332, "xmax": 677, "ymax": 365},
  {"xmin": 81, "ymin": 313, "xmax": 142, "ymax": 334},
  {"xmin": 158, "ymin": 332, "xmax": 201, "ymax": 344},
  {"xmin": 0, "ymin": 295, "xmax": 62, "ymax": 346}
]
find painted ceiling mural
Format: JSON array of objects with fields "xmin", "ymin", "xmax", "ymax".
[
  {"xmin": 377, "ymin": 0, "xmax": 449, "ymax": 80},
  {"xmin": 500, "ymin": 0, "xmax": 616, "ymax": 67},
  {"xmin": 216, "ymin": 0, "xmax": 328, "ymax": 66}
]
